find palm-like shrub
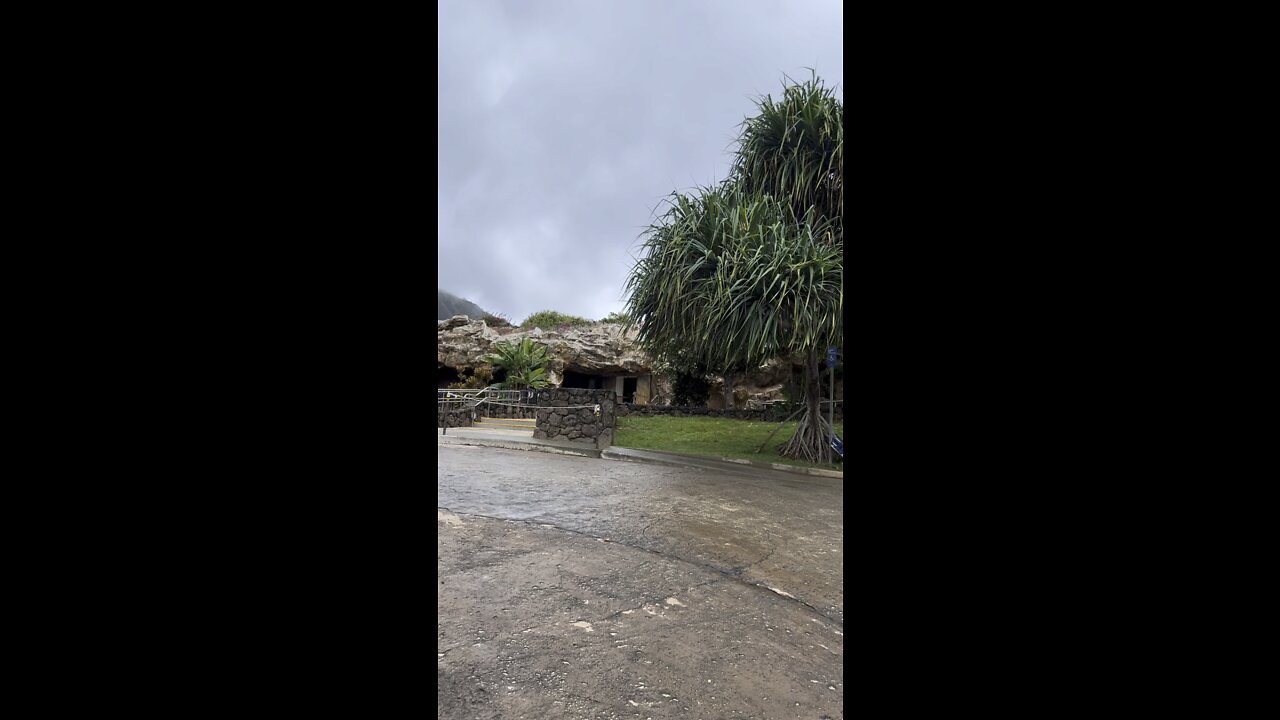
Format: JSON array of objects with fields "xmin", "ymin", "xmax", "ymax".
[
  {"xmin": 482, "ymin": 338, "xmax": 551, "ymax": 390},
  {"xmin": 506, "ymin": 367, "xmax": 549, "ymax": 390}
]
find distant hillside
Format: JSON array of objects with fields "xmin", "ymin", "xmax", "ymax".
[{"xmin": 438, "ymin": 289, "xmax": 488, "ymax": 320}]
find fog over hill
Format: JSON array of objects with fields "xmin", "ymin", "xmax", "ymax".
[{"xmin": 438, "ymin": 289, "xmax": 488, "ymax": 321}]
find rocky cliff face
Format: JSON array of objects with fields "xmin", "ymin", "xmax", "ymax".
[
  {"xmin": 437, "ymin": 316, "xmax": 813, "ymax": 405},
  {"xmin": 437, "ymin": 315, "xmax": 505, "ymax": 368},
  {"xmin": 437, "ymin": 316, "xmax": 652, "ymax": 385},
  {"xmin": 708, "ymin": 358, "xmax": 793, "ymax": 410}
]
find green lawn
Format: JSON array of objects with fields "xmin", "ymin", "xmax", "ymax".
[{"xmin": 612, "ymin": 415, "xmax": 844, "ymax": 471}]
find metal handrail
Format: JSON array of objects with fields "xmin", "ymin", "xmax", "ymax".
[
  {"xmin": 437, "ymin": 385, "xmax": 538, "ymax": 421},
  {"xmin": 438, "ymin": 385, "xmax": 499, "ymax": 406}
]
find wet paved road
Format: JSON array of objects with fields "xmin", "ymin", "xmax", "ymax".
[{"xmin": 438, "ymin": 444, "xmax": 844, "ymax": 719}]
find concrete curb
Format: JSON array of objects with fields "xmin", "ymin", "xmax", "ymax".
[
  {"xmin": 712, "ymin": 456, "xmax": 844, "ymax": 479},
  {"xmin": 438, "ymin": 434, "xmax": 602, "ymax": 458},
  {"xmin": 437, "ymin": 434, "xmax": 842, "ymax": 479},
  {"xmin": 601, "ymin": 447, "xmax": 843, "ymax": 479},
  {"xmin": 598, "ymin": 448, "xmax": 700, "ymax": 471}
]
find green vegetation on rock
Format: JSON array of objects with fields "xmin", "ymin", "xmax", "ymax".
[
  {"xmin": 482, "ymin": 312, "xmax": 513, "ymax": 327},
  {"xmin": 520, "ymin": 310, "xmax": 593, "ymax": 331},
  {"xmin": 599, "ymin": 311, "xmax": 631, "ymax": 325},
  {"xmin": 447, "ymin": 366, "xmax": 494, "ymax": 390}
]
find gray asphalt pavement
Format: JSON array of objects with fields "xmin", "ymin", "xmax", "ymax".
[{"xmin": 438, "ymin": 443, "xmax": 844, "ymax": 719}]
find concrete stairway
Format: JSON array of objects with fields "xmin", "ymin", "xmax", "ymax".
[{"xmin": 471, "ymin": 416, "xmax": 536, "ymax": 436}]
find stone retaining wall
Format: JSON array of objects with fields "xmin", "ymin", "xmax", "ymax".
[
  {"xmin": 437, "ymin": 408, "xmax": 473, "ymax": 428},
  {"xmin": 476, "ymin": 402, "xmax": 538, "ymax": 420},
  {"xmin": 534, "ymin": 388, "xmax": 617, "ymax": 449}
]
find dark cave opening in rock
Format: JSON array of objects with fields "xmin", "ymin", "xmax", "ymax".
[
  {"xmin": 438, "ymin": 365, "xmax": 506, "ymax": 388},
  {"xmin": 437, "ymin": 366, "xmax": 460, "ymax": 388},
  {"xmin": 561, "ymin": 369, "xmax": 608, "ymax": 390}
]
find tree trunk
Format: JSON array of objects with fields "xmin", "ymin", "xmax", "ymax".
[
  {"xmin": 723, "ymin": 374, "xmax": 735, "ymax": 410},
  {"xmin": 778, "ymin": 349, "xmax": 832, "ymax": 464}
]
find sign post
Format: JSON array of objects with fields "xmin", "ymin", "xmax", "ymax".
[{"xmin": 826, "ymin": 347, "xmax": 837, "ymax": 442}]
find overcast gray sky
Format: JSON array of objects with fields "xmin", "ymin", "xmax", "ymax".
[{"xmin": 438, "ymin": 0, "xmax": 843, "ymax": 323}]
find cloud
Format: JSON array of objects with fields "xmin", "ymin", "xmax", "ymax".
[{"xmin": 438, "ymin": 0, "xmax": 843, "ymax": 323}]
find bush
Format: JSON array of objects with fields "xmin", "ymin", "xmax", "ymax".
[
  {"xmin": 482, "ymin": 312, "xmax": 513, "ymax": 328},
  {"xmin": 447, "ymin": 366, "xmax": 494, "ymax": 389},
  {"xmin": 670, "ymin": 371, "xmax": 712, "ymax": 407},
  {"xmin": 600, "ymin": 311, "xmax": 631, "ymax": 325},
  {"xmin": 521, "ymin": 310, "xmax": 592, "ymax": 331}
]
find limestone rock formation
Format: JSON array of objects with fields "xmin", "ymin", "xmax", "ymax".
[
  {"xmin": 437, "ymin": 316, "xmax": 825, "ymax": 406},
  {"xmin": 437, "ymin": 316, "xmax": 652, "ymax": 379},
  {"xmin": 436, "ymin": 315, "xmax": 503, "ymax": 369},
  {"xmin": 707, "ymin": 357, "xmax": 793, "ymax": 409}
]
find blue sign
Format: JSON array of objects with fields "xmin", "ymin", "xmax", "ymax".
[
  {"xmin": 826, "ymin": 347, "xmax": 838, "ymax": 368},
  {"xmin": 830, "ymin": 435, "xmax": 843, "ymax": 458}
]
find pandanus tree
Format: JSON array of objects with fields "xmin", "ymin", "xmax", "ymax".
[
  {"xmin": 734, "ymin": 72, "xmax": 843, "ymax": 233},
  {"xmin": 624, "ymin": 74, "xmax": 843, "ymax": 463},
  {"xmin": 482, "ymin": 337, "xmax": 551, "ymax": 390}
]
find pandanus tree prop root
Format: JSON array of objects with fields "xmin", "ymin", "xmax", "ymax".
[
  {"xmin": 777, "ymin": 351, "xmax": 833, "ymax": 465},
  {"xmin": 778, "ymin": 406, "xmax": 834, "ymax": 465},
  {"xmin": 756, "ymin": 351, "xmax": 836, "ymax": 465},
  {"xmin": 755, "ymin": 407, "xmax": 803, "ymax": 455}
]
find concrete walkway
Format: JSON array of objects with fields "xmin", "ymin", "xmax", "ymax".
[
  {"xmin": 439, "ymin": 425, "xmax": 534, "ymax": 441},
  {"xmin": 438, "ymin": 427, "xmax": 602, "ymax": 457}
]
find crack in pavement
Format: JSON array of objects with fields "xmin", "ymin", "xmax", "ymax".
[
  {"xmin": 596, "ymin": 576, "xmax": 725, "ymax": 623},
  {"xmin": 439, "ymin": 506, "xmax": 842, "ymax": 627},
  {"xmin": 740, "ymin": 545, "xmax": 779, "ymax": 573}
]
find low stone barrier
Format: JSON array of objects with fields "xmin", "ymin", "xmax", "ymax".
[
  {"xmin": 474, "ymin": 403, "xmax": 537, "ymax": 419},
  {"xmin": 437, "ymin": 408, "xmax": 473, "ymax": 428},
  {"xmin": 534, "ymin": 388, "xmax": 617, "ymax": 449}
]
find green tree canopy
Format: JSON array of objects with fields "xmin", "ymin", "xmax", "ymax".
[
  {"xmin": 626, "ymin": 186, "xmax": 840, "ymax": 372},
  {"xmin": 624, "ymin": 73, "xmax": 843, "ymax": 463},
  {"xmin": 734, "ymin": 72, "xmax": 843, "ymax": 231}
]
